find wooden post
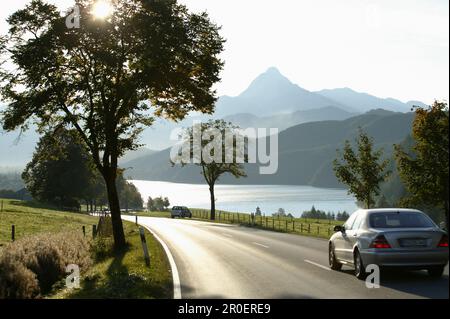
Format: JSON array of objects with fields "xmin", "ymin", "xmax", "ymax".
[
  {"xmin": 139, "ymin": 227, "xmax": 151, "ymax": 267},
  {"xmin": 82, "ymin": 226, "xmax": 86, "ymax": 237},
  {"xmin": 308, "ymin": 224, "xmax": 311, "ymax": 233},
  {"xmin": 301, "ymin": 223, "xmax": 303, "ymax": 232},
  {"xmin": 237, "ymin": 213, "xmax": 240, "ymax": 223},
  {"xmin": 11, "ymin": 225, "xmax": 15, "ymax": 241},
  {"xmin": 272, "ymin": 219, "xmax": 274, "ymax": 229},
  {"xmin": 285, "ymin": 220, "xmax": 288, "ymax": 232},
  {"xmin": 93, "ymin": 225, "xmax": 97, "ymax": 238},
  {"xmin": 317, "ymin": 226, "xmax": 320, "ymax": 234},
  {"xmin": 293, "ymin": 220, "xmax": 295, "ymax": 231},
  {"xmin": 135, "ymin": 215, "xmax": 138, "ymax": 225},
  {"xmin": 1, "ymin": 200, "xmax": 3, "ymax": 212}
]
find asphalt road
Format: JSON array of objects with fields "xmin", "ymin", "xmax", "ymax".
[{"xmin": 123, "ymin": 216, "xmax": 449, "ymax": 299}]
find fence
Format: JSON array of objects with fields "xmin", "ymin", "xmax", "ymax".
[{"xmin": 190, "ymin": 209, "xmax": 338, "ymax": 239}]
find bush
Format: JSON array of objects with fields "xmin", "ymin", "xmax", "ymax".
[{"xmin": 0, "ymin": 232, "xmax": 92, "ymax": 299}]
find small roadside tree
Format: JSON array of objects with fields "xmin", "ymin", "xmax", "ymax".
[
  {"xmin": 180, "ymin": 120, "xmax": 247, "ymax": 220},
  {"xmin": 333, "ymin": 129, "xmax": 391, "ymax": 209},
  {"xmin": 395, "ymin": 101, "xmax": 449, "ymax": 230},
  {"xmin": 0, "ymin": 0, "xmax": 224, "ymax": 249}
]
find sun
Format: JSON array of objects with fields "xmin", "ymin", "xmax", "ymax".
[{"xmin": 91, "ymin": 1, "xmax": 113, "ymax": 19}]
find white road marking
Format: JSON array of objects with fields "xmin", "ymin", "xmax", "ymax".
[
  {"xmin": 252, "ymin": 242, "xmax": 269, "ymax": 249},
  {"xmin": 141, "ymin": 224, "xmax": 182, "ymax": 299},
  {"xmin": 304, "ymin": 259, "xmax": 331, "ymax": 271}
]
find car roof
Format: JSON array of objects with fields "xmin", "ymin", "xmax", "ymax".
[{"xmin": 358, "ymin": 208, "xmax": 424, "ymax": 214}]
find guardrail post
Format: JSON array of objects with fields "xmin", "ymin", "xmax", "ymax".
[
  {"xmin": 293, "ymin": 220, "xmax": 295, "ymax": 231},
  {"xmin": 82, "ymin": 226, "xmax": 86, "ymax": 237},
  {"xmin": 308, "ymin": 224, "xmax": 311, "ymax": 233},
  {"xmin": 93, "ymin": 225, "xmax": 97, "ymax": 238},
  {"xmin": 139, "ymin": 227, "xmax": 151, "ymax": 267},
  {"xmin": 300, "ymin": 223, "xmax": 303, "ymax": 232},
  {"xmin": 11, "ymin": 225, "xmax": 15, "ymax": 241},
  {"xmin": 135, "ymin": 215, "xmax": 138, "ymax": 225}
]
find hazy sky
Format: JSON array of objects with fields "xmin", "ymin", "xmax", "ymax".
[{"xmin": 1, "ymin": 0, "xmax": 448, "ymax": 104}]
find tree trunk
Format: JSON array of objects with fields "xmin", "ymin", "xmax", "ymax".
[
  {"xmin": 104, "ymin": 169, "xmax": 126, "ymax": 250},
  {"xmin": 209, "ymin": 184, "xmax": 216, "ymax": 221},
  {"xmin": 444, "ymin": 200, "xmax": 449, "ymax": 232}
]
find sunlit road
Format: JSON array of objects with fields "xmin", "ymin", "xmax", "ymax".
[{"xmin": 123, "ymin": 216, "xmax": 449, "ymax": 299}]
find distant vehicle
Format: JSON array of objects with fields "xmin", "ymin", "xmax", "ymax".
[
  {"xmin": 171, "ymin": 206, "xmax": 192, "ymax": 219},
  {"xmin": 329, "ymin": 209, "xmax": 449, "ymax": 279}
]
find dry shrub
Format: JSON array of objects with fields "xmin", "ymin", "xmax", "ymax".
[{"xmin": 0, "ymin": 232, "xmax": 92, "ymax": 299}]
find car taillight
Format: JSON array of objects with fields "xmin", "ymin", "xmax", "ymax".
[
  {"xmin": 437, "ymin": 234, "xmax": 448, "ymax": 248},
  {"xmin": 370, "ymin": 235, "xmax": 391, "ymax": 249}
]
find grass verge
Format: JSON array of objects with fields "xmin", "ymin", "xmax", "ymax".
[{"xmin": 0, "ymin": 198, "xmax": 173, "ymax": 299}]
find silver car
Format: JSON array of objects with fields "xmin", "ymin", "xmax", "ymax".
[{"xmin": 329, "ymin": 209, "xmax": 449, "ymax": 279}]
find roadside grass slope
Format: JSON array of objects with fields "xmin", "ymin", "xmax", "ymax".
[{"xmin": 0, "ymin": 198, "xmax": 173, "ymax": 299}]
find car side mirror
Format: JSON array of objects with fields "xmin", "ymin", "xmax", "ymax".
[{"xmin": 334, "ymin": 225, "xmax": 345, "ymax": 233}]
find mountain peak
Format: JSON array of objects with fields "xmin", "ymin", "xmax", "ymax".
[
  {"xmin": 239, "ymin": 67, "xmax": 294, "ymax": 99},
  {"xmin": 265, "ymin": 67, "xmax": 282, "ymax": 75}
]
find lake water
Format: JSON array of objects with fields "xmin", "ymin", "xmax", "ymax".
[{"xmin": 129, "ymin": 180, "xmax": 358, "ymax": 217}]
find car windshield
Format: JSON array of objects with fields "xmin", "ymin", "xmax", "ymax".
[{"xmin": 369, "ymin": 212, "xmax": 435, "ymax": 229}]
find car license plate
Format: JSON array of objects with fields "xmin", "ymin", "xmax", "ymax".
[{"xmin": 400, "ymin": 239, "xmax": 427, "ymax": 247}]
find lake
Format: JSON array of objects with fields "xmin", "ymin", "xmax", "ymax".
[{"xmin": 129, "ymin": 180, "xmax": 359, "ymax": 217}]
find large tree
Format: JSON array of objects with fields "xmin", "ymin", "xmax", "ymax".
[
  {"xmin": 22, "ymin": 128, "xmax": 97, "ymax": 209},
  {"xmin": 0, "ymin": 0, "xmax": 224, "ymax": 249},
  {"xmin": 395, "ymin": 101, "xmax": 449, "ymax": 230},
  {"xmin": 333, "ymin": 129, "xmax": 391, "ymax": 209},
  {"xmin": 180, "ymin": 120, "xmax": 246, "ymax": 220}
]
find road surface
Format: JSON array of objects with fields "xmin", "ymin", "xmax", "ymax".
[{"xmin": 123, "ymin": 216, "xmax": 449, "ymax": 299}]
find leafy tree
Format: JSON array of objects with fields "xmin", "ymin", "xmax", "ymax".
[
  {"xmin": 333, "ymin": 129, "xmax": 391, "ymax": 209},
  {"xmin": 117, "ymin": 174, "xmax": 143, "ymax": 211},
  {"xmin": 181, "ymin": 120, "xmax": 246, "ymax": 220},
  {"xmin": 255, "ymin": 207, "xmax": 262, "ymax": 216},
  {"xmin": 22, "ymin": 128, "xmax": 97, "ymax": 210},
  {"xmin": 395, "ymin": 101, "xmax": 449, "ymax": 230},
  {"xmin": 146, "ymin": 197, "xmax": 154, "ymax": 212},
  {"xmin": 273, "ymin": 208, "xmax": 286, "ymax": 218},
  {"xmin": 146, "ymin": 196, "xmax": 170, "ymax": 211},
  {"xmin": 0, "ymin": 0, "xmax": 224, "ymax": 249},
  {"xmin": 163, "ymin": 197, "xmax": 170, "ymax": 210}
]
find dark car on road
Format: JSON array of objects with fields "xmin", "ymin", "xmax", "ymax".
[{"xmin": 171, "ymin": 206, "xmax": 192, "ymax": 219}]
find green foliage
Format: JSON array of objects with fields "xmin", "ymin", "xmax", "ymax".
[
  {"xmin": 22, "ymin": 128, "xmax": 100, "ymax": 210},
  {"xmin": 182, "ymin": 120, "xmax": 247, "ymax": 219},
  {"xmin": 1, "ymin": 0, "xmax": 224, "ymax": 249},
  {"xmin": 302, "ymin": 206, "xmax": 336, "ymax": 220},
  {"xmin": 395, "ymin": 101, "xmax": 449, "ymax": 229},
  {"xmin": 116, "ymin": 175, "xmax": 143, "ymax": 210},
  {"xmin": 146, "ymin": 196, "xmax": 170, "ymax": 212},
  {"xmin": 333, "ymin": 129, "xmax": 391, "ymax": 209}
]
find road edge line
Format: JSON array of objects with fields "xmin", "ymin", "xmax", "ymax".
[{"xmin": 141, "ymin": 224, "xmax": 182, "ymax": 299}]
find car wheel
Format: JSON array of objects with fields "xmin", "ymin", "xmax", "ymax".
[
  {"xmin": 354, "ymin": 250, "xmax": 367, "ymax": 280},
  {"xmin": 428, "ymin": 266, "xmax": 445, "ymax": 278},
  {"xmin": 329, "ymin": 243, "xmax": 342, "ymax": 271}
]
